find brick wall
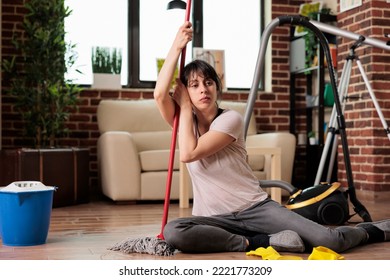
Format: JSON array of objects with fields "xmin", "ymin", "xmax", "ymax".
[
  {"xmin": 336, "ymin": 1, "xmax": 390, "ymax": 200},
  {"xmin": 2, "ymin": 0, "xmax": 390, "ymax": 201}
]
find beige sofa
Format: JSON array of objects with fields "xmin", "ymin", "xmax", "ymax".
[{"xmin": 97, "ymin": 99, "xmax": 296, "ymax": 202}]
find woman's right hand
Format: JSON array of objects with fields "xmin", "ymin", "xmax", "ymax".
[
  {"xmin": 174, "ymin": 21, "xmax": 193, "ymax": 51},
  {"xmin": 154, "ymin": 22, "xmax": 193, "ymax": 128}
]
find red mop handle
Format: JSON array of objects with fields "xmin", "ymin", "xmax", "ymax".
[{"xmin": 158, "ymin": 0, "xmax": 192, "ymax": 240}]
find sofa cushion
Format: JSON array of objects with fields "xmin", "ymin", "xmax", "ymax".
[
  {"xmin": 252, "ymin": 170, "xmax": 267, "ymax": 181},
  {"xmin": 139, "ymin": 150, "xmax": 180, "ymax": 171},
  {"xmin": 247, "ymin": 154, "xmax": 265, "ymax": 171},
  {"xmin": 132, "ymin": 131, "xmax": 175, "ymax": 152},
  {"xmin": 141, "ymin": 171, "xmax": 181, "ymax": 200}
]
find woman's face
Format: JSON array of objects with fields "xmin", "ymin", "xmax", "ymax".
[{"xmin": 186, "ymin": 71, "xmax": 218, "ymax": 111}]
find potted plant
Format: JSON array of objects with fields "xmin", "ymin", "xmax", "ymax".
[
  {"xmin": 308, "ymin": 131, "xmax": 317, "ymax": 145},
  {"xmin": 302, "ymin": 8, "xmax": 332, "ymax": 71},
  {"xmin": 2, "ymin": 0, "xmax": 80, "ymax": 148},
  {"xmin": 91, "ymin": 46, "xmax": 122, "ymax": 89},
  {"xmin": 1, "ymin": 0, "xmax": 89, "ymax": 207}
]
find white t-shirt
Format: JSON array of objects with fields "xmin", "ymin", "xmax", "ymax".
[{"xmin": 187, "ymin": 109, "xmax": 268, "ymax": 216}]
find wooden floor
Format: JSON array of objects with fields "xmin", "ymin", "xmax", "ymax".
[{"xmin": 0, "ymin": 198, "xmax": 389, "ymax": 260}]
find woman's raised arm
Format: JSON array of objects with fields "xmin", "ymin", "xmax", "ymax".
[{"xmin": 154, "ymin": 21, "xmax": 193, "ymax": 127}]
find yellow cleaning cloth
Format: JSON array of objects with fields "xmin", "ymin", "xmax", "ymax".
[
  {"xmin": 308, "ymin": 246, "xmax": 345, "ymax": 260},
  {"xmin": 246, "ymin": 246, "xmax": 344, "ymax": 260},
  {"xmin": 246, "ymin": 246, "xmax": 303, "ymax": 260}
]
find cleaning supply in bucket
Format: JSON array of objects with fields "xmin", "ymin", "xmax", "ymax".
[{"xmin": 0, "ymin": 181, "xmax": 56, "ymax": 246}]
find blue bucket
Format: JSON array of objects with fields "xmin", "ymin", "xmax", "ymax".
[{"xmin": 0, "ymin": 182, "xmax": 55, "ymax": 246}]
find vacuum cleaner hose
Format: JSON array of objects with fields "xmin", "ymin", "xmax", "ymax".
[{"xmin": 259, "ymin": 180, "xmax": 298, "ymax": 194}]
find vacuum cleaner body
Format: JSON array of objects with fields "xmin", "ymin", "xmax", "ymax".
[{"xmin": 285, "ymin": 182, "xmax": 350, "ymax": 225}]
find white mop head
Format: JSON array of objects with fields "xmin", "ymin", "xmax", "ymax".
[{"xmin": 108, "ymin": 236, "xmax": 176, "ymax": 256}]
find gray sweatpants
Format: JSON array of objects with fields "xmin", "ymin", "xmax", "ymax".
[{"xmin": 163, "ymin": 198, "xmax": 368, "ymax": 253}]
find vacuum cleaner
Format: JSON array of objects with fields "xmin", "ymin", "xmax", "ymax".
[
  {"xmin": 244, "ymin": 15, "xmax": 390, "ymax": 225},
  {"xmin": 260, "ymin": 180, "xmax": 350, "ymax": 225}
]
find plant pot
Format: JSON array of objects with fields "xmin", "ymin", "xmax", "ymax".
[
  {"xmin": 309, "ymin": 137, "xmax": 316, "ymax": 145},
  {"xmin": 92, "ymin": 73, "xmax": 121, "ymax": 89},
  {"xmin": 0, "ymin": 148, "xmax": 90, "ymax": 207}
]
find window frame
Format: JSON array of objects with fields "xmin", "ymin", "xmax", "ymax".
[{"xmin": 92, "ymin": 0, "xmax": 264, "ymax": 89}]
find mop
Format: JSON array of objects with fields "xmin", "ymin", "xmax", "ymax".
[{"xmin": 108, "ymin": 0, "xmax": 192, "ymax": 257}]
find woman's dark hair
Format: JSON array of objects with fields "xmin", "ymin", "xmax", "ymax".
[{"xmin": 180, "ymin": 59, "xmax": 223, "ymax": 98}]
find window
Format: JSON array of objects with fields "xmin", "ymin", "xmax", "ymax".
[
  {"xmin": 65, "ymin": 0, "xmax": 128, "ymax": 85},
  {"xmin": 139, "ymin": 0, "xmax": 192, "ymax": 84},
  {"xmin": 202, "ymin": 0, "xmax": 262, "ymax": 89},
  {"xmin": 65, "ymin": 0, "xmax": 263, "ymax": 89}
]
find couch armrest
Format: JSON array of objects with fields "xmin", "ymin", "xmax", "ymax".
[
  {"xmin": 98, "ymin": 131, "xmax": 141, "ymax": 201},
  {"xmin": 246, "ymin": 146, "xmax": 282, "ymax": 203}
]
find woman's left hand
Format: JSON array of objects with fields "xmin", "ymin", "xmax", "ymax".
[{"xmin": 171, "ymin": 78, "xmax": 192, "ymax": 109}]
